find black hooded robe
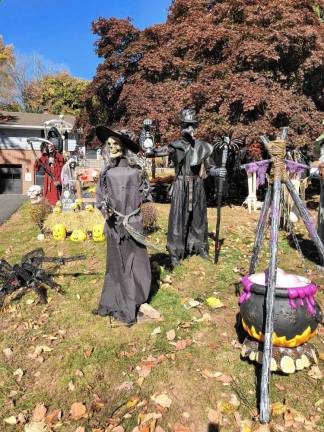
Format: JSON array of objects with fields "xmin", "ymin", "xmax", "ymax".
[
  {"xmin": 167, "ymin": 138, "xmax": 214, "ymax": 260},
  {"xmin": 96, "ymin": 158, "xmax": 151, "ymax": 324}
]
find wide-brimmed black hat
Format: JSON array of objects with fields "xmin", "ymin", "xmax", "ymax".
[
  {"xmin": 179, "ymin": 108, "xmax": 199, "ymax": 124},
  {"xmin": 96, "ymin": 126, "xmax": 139, "ymax": 154}
]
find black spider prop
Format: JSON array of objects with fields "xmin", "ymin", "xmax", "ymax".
[{"xmin": 0, "ymin": 248, "xmax": 85, "ymax": 307}]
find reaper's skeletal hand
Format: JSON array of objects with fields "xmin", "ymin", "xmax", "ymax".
[{"xmin": 210, "ymin": 167, "xmax": 227, "ymax": 178}]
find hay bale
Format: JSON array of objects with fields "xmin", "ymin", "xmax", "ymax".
[{"xmin": 44, "ymin": 207, "xmax": 104, "ymax": 233}]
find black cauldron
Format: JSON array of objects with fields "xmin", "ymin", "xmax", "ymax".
[{"xmin": 239, "ymin": 272, "xmax": 322, "ymax": 348}]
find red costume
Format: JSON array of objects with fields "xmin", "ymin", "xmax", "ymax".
[{"xmin": 34, "ymin": 150, "xmax": 64, "ymax": 205}]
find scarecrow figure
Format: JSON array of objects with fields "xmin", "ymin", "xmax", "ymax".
[
  {"xmin": 155, "ymin": 109, "xmax": 226, "ymax": 267},
  {"xmin": 34, "ymin": 142, "xmax": 64, "ymax": 206},
  {"xmin": 92, "ymin": 127, "xmax": 151, "ymax": 326}
]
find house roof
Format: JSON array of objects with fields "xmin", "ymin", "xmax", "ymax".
[{"xmin": 0, "ymin": 110, "xmax": 75, "ymax": 129}]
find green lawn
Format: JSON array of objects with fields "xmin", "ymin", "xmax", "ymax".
[{"xmin": 0, "ymin": 202, "xmax": 323, "ymax": 432}]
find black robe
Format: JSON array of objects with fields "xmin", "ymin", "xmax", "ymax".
[
  {"xmin": 167, "ymin": 138, "xmax": 214, "ymax": 260},
  {"xmin": 96, "ymin": 158, "xmax": 151, "ymax": 324}
]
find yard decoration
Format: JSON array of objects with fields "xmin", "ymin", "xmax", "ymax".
[
  {"xmin": 52, "ymin": 224, "xmax": 66, "ymax": 241},
  {"xmin": 92, "ymin": 126, "xmax": 152, "ymax": 326},
  {"xmin": 154, "ymin": 108, "xmax": 226, "ymax": 267},
  {"xmin": 240, "ymin": 269, "xmax": 322, "ymax": 373},
  {"xmin": 28, "ymin": 137, "xmax": 64, "ymax": 206},
  {"xmin": 92, "ymin": 224, "xmax": 105, "ymax": 242},
  {"xmin": 0, "ymin": 248, "xmax": 85, "ymax": 307},
  {"xmin": 212, "ymin": 135, "xmax": 241, "ymax": 264},
  {"xmin": 70, "ymin": 229, "xmax": 87, "ymax": 242},
  {"xmin": 44, "ymin": 207, "xmax": 104, "ymax": 234},
  {"xmin": 240, "ymin": 127, "xmax": 324, "ymax": 424}
]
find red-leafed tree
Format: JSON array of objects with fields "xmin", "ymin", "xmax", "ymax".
[{"xmin": 78, "ymin": 0, "xmax": 324, "ymax": 148}]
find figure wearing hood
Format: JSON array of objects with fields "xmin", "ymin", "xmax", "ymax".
[{"xmin": 92, "ymin": 127, "xmax": 151, "ymax": 326}]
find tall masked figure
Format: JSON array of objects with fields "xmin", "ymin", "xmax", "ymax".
[
  {"xmin": 156, "ymin": 109, "xmax": 226, "ymax": 267},
  {"xmin": 93, "ymin": 127, "xmax": 151, "ymax": 326},
  {"xmin": 34, "ymin": 143, "xmax": 64, "ymax": 205}
]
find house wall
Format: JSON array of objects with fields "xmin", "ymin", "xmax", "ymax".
[
  {"xmin": 0, "ymin": 148, "xmax": 34, "ymax": 194},
  {"xmin": 0, "ymin": 127, "xmax": 78, "ymax": 194}
]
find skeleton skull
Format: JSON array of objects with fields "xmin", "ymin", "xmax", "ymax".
[
  {"xmin": 27, "ymin": 185, "xmax": 43, "ymax": 204},
  {"xmin": 107, "ymin": 136, "xmax": 123, "ymax": 159}
]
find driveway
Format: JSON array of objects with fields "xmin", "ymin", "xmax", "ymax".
[{"xmin": 0, "ymin": 194, "xmax": 27, "ymax": 225}]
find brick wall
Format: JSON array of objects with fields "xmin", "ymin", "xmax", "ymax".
[{"xmin": 0, "ymin": 149, "xmax": 35, "ymax": 194}]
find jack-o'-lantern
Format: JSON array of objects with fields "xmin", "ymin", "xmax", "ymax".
[
  {"xmin": 52, "ymin": 224, "xmax": 66, "ymax": 240},
  {"xmin": 70, "ymin": 229, "xmax": 87, "ymax": 242},
  {"xmin": 53, "ymin": 206, "xmax": 61, "ymax": 214},
  {"xmin": 86, "ymin": 204, "xmax": 94, "ymax": 212},
  {"xmin": 92, "ymin": 224, "xmax": 105, "ymax": 242},
  {"xmin": 55, "ymin": 201, "xmax": 62, "ymax": 207}
]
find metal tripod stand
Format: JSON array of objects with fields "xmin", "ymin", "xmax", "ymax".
[{"xmin": 247, "ymin": 127, "xmax": 324, "ymax": 423}]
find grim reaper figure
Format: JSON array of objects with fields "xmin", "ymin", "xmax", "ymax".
[
  {"xmin": 92, "ymin": 127, "xmax": 151, "ymax": 326},
  {"xmin": 155, "ymin": 109, "xmax": 226, "ymax": 267}
]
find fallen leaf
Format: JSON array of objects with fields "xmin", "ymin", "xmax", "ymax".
[
  {"xmin": 229, "ymin": 393, "xmax": 240, "ymax": 408},
  {"xmin": 308, "ymin": 365, "xmax": 323, "ymax": 380},
  {"xmin": 173, "ymin": 424, "xmax": 191, "ymax": 432},
  {"xmin": 112, "ymin": 426, "xmax": 124, "ymax": 432},
  {"xmin": 4, "ymin": 416, "xmax": 17, "ymax": 425},
  {"xmin": 127, "ymin": 398, "xmax": 140, "ymax": 409},
  {"xmin": 167, "ymin": 329, "xmax": 176, "ymax": 341},
  {"xmin": 275, "ymin": 383, "xmax": 285, "ymax": 391},
  {"xmin": 151, "ymin": 393, "xmax": 172, "ymax": 408},
  {"xmin": 215, "ymin": 374, "xmax": 233, "ymax": 384},
  {"xmin": 13, "ymin": 368, "xmax": 24, "ymax": 382},
  {"xmin": 175, "ymin": 339, "xmax": 192, "ymax": 350},
  {"xmin": 24, "ymin": 421, "xmax": 48, "ymax": 432},
  {"xmin": 201, "ymin": 369, "xmax": 223, "ymax": 379},
  {"xmin": 26, "ymin": 299, "xmax": 35, "ymax": 305},
  {"xmin": 17, "ymin": 413, "xmax": 26, "ymax": 424},
  {"xmin": 139, "ymin": 412, "xmax": 162, "ymax": 424},
  {"xmin": 315, "ymin": 398, "xmax": 324, "ymax": 407},
  {"xmin": 208, "ymin": 408, "xmax": 220, "ymax": 424},
  {"xmin": 68, "ymin": 381, "xmax": 76, "ymax": 391},
  {"xmin": 151, "ymin": 326, "xmax": 161, "ymax": 336},
  {"xmin": 319, "ymin": 352, "xmax": 324, "ymax": 361},
  {"xmin": 75, "ymin": 369, "xmax": 84, "ymax": 377},
  {"xmin": 217, "ymin": 400, "xmax": 236, "ymax": 415},
  {"xmin": 83, "ymin": 348, "xmax": 94, "ymax": 358},
  {"xmin": 70, "ymin": 402, "xmax": 87, "ymax": 420},
  {"xmin": 45, "ymin": 409, "xmax": 62, "ymax": 424},
  {"xmin": 32, "ymin": 403, "xmax": 47, "ymax": 422},
  {"xmin": 240, "ymin": 419, "xmax": 252, "ymax": 432},
  {"xmin": 271, "ymin": 402, "xmax": 285, "ymax": 417},
  {"xmin": 206, "ymin": 297, "xmax": 224, "ymax": 309},
  {"xmin": 74, "ymin": 428, "xmax": 85, "ymax": 432},
  {"xmin": 3, "ymin": 347, "xmax": 13, "ymax": 359}
]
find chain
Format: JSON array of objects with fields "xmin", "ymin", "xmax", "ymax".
[{"xmin": 280, "ymin": 190, "xmax": 309, "ymax": 273}]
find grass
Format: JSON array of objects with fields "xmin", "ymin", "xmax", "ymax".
[{"xmin": 0, "ymin": 201, "xmax": 323, "ymax": 431}]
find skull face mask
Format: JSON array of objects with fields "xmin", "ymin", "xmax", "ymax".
[
  {"xmin": 107, "ymin": 136, "xmax": 123, "ymax": 160},
  {"xmin": 27, "ymin": 185, "xmax": 43, "ymax": 204}
]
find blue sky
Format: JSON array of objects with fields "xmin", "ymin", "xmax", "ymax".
[{"xmin": 0, "ymin": 0, "xmax": 171, "ymax": 80}]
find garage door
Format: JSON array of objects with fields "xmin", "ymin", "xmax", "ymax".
[{"xmin": 0, "ymin": 164, "xmax": 22, "ymax": 194}]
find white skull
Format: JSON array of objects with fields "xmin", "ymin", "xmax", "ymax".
[{"xmin": 27, "ymin": 185, "xmax": 43, "ymax": 204}]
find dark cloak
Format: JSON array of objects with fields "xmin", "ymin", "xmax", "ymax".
[
  {"xmin": 167, "ymin": 138, "xmax": 214, "ymax": 260},
  {"xmin": 96, "ymin": 158, "xmax": 151, "ymax": 324}
]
